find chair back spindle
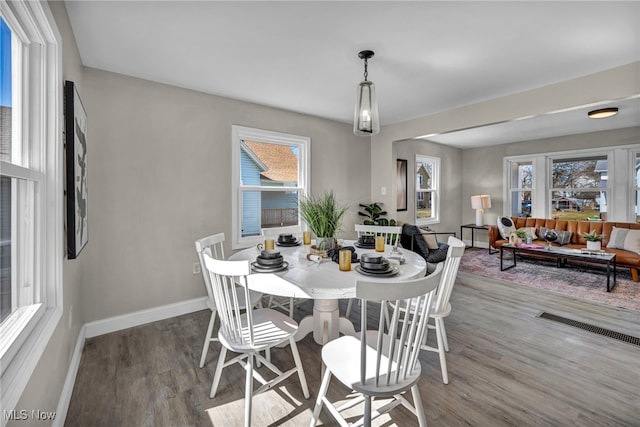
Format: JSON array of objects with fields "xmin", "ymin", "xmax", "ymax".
[
  {"xmin": 203, "ymin": 255, "xmax": 255, "ymax": 347},
  {"xmin": 358, "ymin": 263, "xmax": 443, "ymax": 389}
]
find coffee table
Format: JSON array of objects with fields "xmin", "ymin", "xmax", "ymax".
[{"xmin": 499, "ymin": 244, "xmax": 617, "ymax": 292}]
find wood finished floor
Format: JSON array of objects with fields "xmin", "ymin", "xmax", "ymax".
[{"xmin": 65, "ymin": 273, "xmax": 640, "ymax": 426}]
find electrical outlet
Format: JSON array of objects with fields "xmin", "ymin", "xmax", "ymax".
[
  {"xmin": 381, "ymin": 186, "xmax": 387, "ymax": 195},
  {"xmin": 193, "ymin": 262, "xmax": 201, "ymax": 275}
]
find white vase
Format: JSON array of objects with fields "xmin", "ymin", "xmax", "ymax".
[{"xmin": 586, "ymin": 240, "xmax": 601, "ymax": 251}]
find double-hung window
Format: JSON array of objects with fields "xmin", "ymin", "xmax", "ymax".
[
  {"xmin": 415, "ymin": 155, "xmax": 440, "ymax": 225},
  {"xmin": 505, "ymin": 146, "xmax": 640, "ymax": 222},
  {"xmin": 506, "ymin": 159, "xmax": 534, "ymax": 217},
  {"xmin": 231, "ymin": 126, "xmax": 310, "ymax": 249},
  {"xmin": 0, "ymin": 1, "xmax": 62, "ymax": 412}
]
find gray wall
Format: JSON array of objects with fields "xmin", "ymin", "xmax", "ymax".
[
  {"xmin": 80, "ymin": 68, "xmax": 370, "ymax": 322},
  {"xmin": 394, "ymin": 140, "xmax": 463, "ymax": 235},
  {"xmin": 13, "ymin": 1, "xmax": 85, "ymax": 421}
]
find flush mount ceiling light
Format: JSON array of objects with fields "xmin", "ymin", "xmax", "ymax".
[
  {"xmin": 588, "ymin": 107, "xmax": 619, "ymax": 119},
  {"xmin": 353, "ymin": 50, "xmax": 380, "ymax": 136}
]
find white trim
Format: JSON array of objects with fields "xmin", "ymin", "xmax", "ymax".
[
  {"xmin": 84, "ymin": 297, "xmax": 208, "ymax": 338},
  {"xmin": 0, "ymin": 1, "xmax": 63, "ymax": 419},
  {"xmin": 231, "ymin": 125, "xmax": 310, "ymax": 250},
  {"xmin": 52, "ymin": 324, "xmax": 86, "ymax": 427},
  {"xmin": 54, "ymin": 297, "xmax": 208, "ymax": 425},
  {"xmin": 415, "ymin": 154, "xmax": 440, "ymax": 226}
]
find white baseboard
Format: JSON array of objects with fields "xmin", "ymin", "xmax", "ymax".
[
  {"xmin": 55, "ymin": 296, "xmax": 208, "ymax": 426},
  {"xmin": 84, "ymin": 296, "xmax": 208, "ymax": 338},
  {"xmin": 53, "ymin": 324, "xmax": 86, "ymax": 427}
]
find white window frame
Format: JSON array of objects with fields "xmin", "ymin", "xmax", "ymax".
[
  {"xmin": 415, "ymin": 154, "xmax": 440, "ymax": 226},
  {"xmin": 231, "ymin": 125, "xmax": 310, "ymax": 249},
  {"xmin": 0, "ymin": 1, "xmax": 63, "ymax": 416},
  {"xmin": 504, "ymin": 145, "xmax": 640, "ymax": 222},
  {"xmin": 505, "ymin": 157, "xmax": 535, "ymax": 218},
  {"xmin": 631, "ymin": 149, "xmax": 640, "ymax": 222}
]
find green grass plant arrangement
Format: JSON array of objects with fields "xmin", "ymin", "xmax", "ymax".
[{"xmin": 299, "ymin": 191, "xmax": 347, "ymax": 247}]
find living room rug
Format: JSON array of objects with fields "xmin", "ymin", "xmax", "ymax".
[{"xmin": 459, "ymin": 248, "xmax": 640, "ymax": 311}]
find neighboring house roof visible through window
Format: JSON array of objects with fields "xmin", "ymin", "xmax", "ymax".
[{"xmin": 243, "ymin": 140, "xmax": 298, "ymax": 183}]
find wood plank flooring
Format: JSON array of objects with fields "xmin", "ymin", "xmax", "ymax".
[{"xmin": 65, "ymin": 273, "xmax": 640, "ymax": 426}]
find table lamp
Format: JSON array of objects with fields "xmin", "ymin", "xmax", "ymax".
[{"xmin": 471, "ymin": 195, "xmax": 491, "ymax": 226}]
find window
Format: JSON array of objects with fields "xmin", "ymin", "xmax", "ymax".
[
  {"xmin": 232, "ymin": 126, "xmax": 309, "ymax": 249},
  {"xmin": 505, "ymin": 146, "xmax": 640, "ymax": 222},
  {"xmin": 507, "ymin": 160, "xmax": 533, "ymax": 217},
  {"xmin": 415, "ymin": 155, "xmax": 440, "ymax": 225},
  {"xmin": 0, "ymin": 1, "xmax": 62, "ymax": 413},
  {"xmin": 551, "ymin": 155, "xmax": 607, "ymax": 221},
  {"xmin": 635, "ymin": 152, "xmax": 640, "ymax": 223}
]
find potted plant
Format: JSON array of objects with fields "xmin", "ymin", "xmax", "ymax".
[
  {"xmin": 582, "ymin": 230, "xmax": 603, "ymax": 251},
  {"xmin": 300, "ymin": 191, "xmax": 347, "ymax": 250},
  {"xmin": 358, "ymin": 202, "xmax": 387, "ymax": 225},
  {"xmin": 510, "ymin": 229, "xmax": 527, "ymax": 245}
]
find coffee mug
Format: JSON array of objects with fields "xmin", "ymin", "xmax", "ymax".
[{"xmin": 256, "ymin": 239, "xmax": 276, "ymax": 251}]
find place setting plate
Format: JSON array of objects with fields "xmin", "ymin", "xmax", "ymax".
[
  {"xmin": 276, "ymin": 240, "xmax": 301, "ymax": 247},
  {"xmin": 354, "ymin": 242, "xmax": 375, "ymax": 249},
  {"xmin": 355, "ymin": 265, "xmax": 399, "ymax": 277},
  {"xmin": 251, "ymin": 260, "xmax": 289, "ymax": 273}
]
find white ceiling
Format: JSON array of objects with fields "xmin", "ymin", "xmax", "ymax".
[{"xmin": 65, "ymin": 1, "xmax": 640, "ymax": 147}]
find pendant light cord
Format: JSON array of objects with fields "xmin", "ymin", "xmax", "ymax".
[{"xmin": 363, "ymin": 58, "xmax": 368, "ymax": 81}]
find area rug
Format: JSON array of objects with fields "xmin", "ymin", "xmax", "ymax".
[{"xmin": 458, "ymin": 248, "xmax": 640, "ymax": 311}]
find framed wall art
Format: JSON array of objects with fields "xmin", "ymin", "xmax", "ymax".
[
  {"xmin": 396, "ymin": 158, "xmax": 408, "ymax": 211},
  {"xmin": 65, "ymin": 80, "xmax": 88, "ymax": 259}
]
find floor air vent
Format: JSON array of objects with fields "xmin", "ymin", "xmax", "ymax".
[{"xmin": 537, "ymin": 312, "xmax": 640, "ymax": 347}]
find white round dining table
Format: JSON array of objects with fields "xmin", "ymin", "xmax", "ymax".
[{"xmin": 229, "ymin": 240, "xmax": 427, "ymax": 345}]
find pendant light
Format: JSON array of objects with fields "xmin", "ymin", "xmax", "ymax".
[{"xmin": 353, "ymin": 50, "xmax": 380, "ymax": 136}]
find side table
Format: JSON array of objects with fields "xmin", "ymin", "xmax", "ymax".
[{"xmin": 460, "ymin": 224, "xmax": 497, "ymax": 254}]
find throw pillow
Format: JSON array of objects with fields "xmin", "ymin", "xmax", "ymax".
[
  {"xmin": 517, "ymin": 227, "xmax": 538, "ymax": 240},
  {"xmin": 497, "ymin": 216, "xmax": 516, "ymax": 240},
  {"xmin": 607, "ymin": 227, "xmax": 640, "ymax": 254},
  {"xmin": 539, "ymin": 227, "xmax": 573, "ymax": 246},
  {"xmin": 421, "ymin": 233, "xmax": 439, "ymax": 250}
]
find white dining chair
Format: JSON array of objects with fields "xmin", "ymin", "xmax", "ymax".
[
  {"xmin": 387, "ymin": 235, "xmax": 465, "ymax": 384},
  {"xmin": 354, "ymin": 224, "xmax": 402, "ymax": 246},
  {"xmin": 420, "ymin": 235, "xmax": 465, "ymax": 384},
  {"xmin": 194, "ymin": 233, "xmax": 263, "ymax": 368},
  {"xmin": 203, "ymin": 255, "xmax": 309, "ymax": 427},
  {"xmin": 310, "ymin": 262, "xmax": 444, "ymax": 427},
  {"xmin": 261, "ymin": 226, "xmax": 307, "ymax": 318},
  {"xmin": 346, "ymin": 224, "xmax": 403, "ymax": 317}
]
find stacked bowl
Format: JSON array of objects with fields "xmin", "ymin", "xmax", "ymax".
[
  {"xmin": 355, "ymin": 235, "xmax": 375, "ymax": 249},
  {"xmin": 252, "ymin": 249, "xmax": 288, "ymax": 272},
  {"xmin": 356, "ymin": 253, "xmax": 399, "ymax": 277}
]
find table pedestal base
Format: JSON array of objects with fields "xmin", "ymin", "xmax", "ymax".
[{"xmin": 295, "ymin": 298, "xmax": 356, "ymax": 345}]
